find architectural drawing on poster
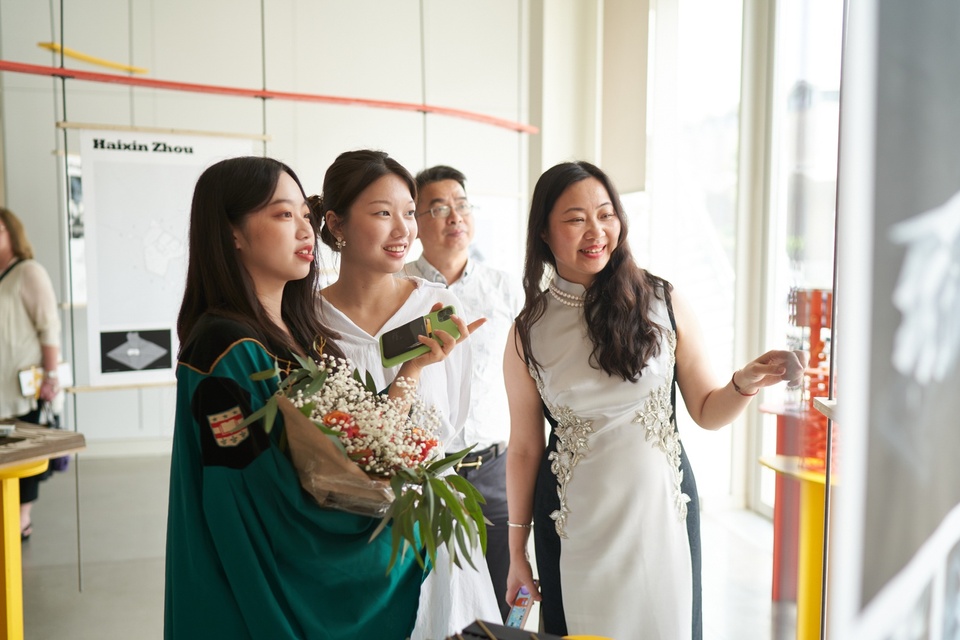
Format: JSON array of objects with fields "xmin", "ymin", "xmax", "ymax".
[
  {"xmin": 889, "ymin": 189, "xmax": 960, "ymax": 389},
  {"xmin": 79, "ymin": 129, "xmax": 252, "ymax": 386}
]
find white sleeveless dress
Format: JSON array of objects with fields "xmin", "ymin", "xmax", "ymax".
[{"xmin": 529, "ymin": 275, "xmax": 700, "ymax": 640}]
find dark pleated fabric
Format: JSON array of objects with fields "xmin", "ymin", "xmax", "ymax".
[
  {"xmin": 533, "ymin": 409, "xmax": 567, "ymax": 636},
  {"xmin": 680, "ymin": 440, "xmax": 703, "ymax": 640}
]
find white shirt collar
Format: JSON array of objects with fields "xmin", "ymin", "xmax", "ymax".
[{"xmin": 413, "ymin": 254, "xmax": 472, "ymax": 286}]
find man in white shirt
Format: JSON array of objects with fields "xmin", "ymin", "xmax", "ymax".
[{"xmin": 405, "ymin": 166, "xmax": 521, "ymax": 620}]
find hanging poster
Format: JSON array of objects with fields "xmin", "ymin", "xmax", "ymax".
[
  {"xmin": 79, "ymin": 129, "xmax": 252, "ymax": 386},
  {"xmin": 832, "ymin": 1, "xmax": 960, "ymax": 638}
]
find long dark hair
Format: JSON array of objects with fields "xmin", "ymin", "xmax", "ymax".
[
  {"xmin": 310, "ymin": 149, "xmax": 417, "ymax": 252},
  {"xmin": 516, "ymin": 161, "xmax": 669, "ymax": 382},
  {"xmin": 177, "ymin": 156, "xmax": 343, "ymax": 360}
]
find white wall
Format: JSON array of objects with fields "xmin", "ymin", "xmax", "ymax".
[
  {"xmin": 3, "ymin": 0, "xmax": 647, "ymax": 448},
  {"xmin": 0, "ymin": 0, "xmax": 548, "ymax": 445}
]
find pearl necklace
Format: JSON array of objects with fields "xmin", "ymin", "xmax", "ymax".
[{"xmin": 548, "ymin": 282, "xmax": 585, "ymax": 308}]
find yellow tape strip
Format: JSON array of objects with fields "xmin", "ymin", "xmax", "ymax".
[{"xmin": 37, "ymin": 42, "xmax": 149, "ymax": 74}]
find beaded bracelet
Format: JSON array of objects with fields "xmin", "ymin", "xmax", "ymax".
[
  {"xmin": 507, "ymin": 522, "xmax": 533, "ymax": 529},
  {"xmin": 731, "ymin": 370, "xmax": 759, "ymax": 397}
]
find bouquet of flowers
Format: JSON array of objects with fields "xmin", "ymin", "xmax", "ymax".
[{"xmin": 244, "ymin": 354, "xmax": 487, "ymax": 572}]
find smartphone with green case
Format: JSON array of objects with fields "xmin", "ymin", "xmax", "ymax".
[{"xmin": 379, "ymin": 305, "xmax": 460, "ymax": 368}]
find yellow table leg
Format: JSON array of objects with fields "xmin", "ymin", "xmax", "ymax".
[
  {"xmin": 0, "ymin": 460, "xmax": 49, "ymax": 640},
  {"xmin": 796, "ymin": 479, "xmax": 825, "ymax": 640}
]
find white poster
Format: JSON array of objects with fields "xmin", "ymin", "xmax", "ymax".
[
  {"xmin": 831, "ymin": 1, "xmax": 960, "ymax": 638},
  {"xmin": 80, "ymin": 130, "xmax": 253, "ymax": 386}
]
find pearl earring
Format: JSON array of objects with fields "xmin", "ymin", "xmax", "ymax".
[{"xmin": 335, "ymin": 237, "xmax": 346, "ymax": 250}]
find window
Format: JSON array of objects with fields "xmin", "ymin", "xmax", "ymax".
[{"xmin": 759, "ymin": 0, "xmax": 843, "ymax": 512}]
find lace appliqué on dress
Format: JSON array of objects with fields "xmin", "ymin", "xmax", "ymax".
[
  {"xmin": 530, "ymin": 364, "xmax": 593, "ymax": 539},
  {"xmin": 632, "ymin": 330, "xmax": 691, "ymax": 521}
]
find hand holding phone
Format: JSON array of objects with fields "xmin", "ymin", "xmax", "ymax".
[
  {"xmin": 379, "ymin": 305, "xmax": 462, "ymax": 368},
  {"xmin": 505, "ymin": 585, "xmax": 533, "ymax": 629}
]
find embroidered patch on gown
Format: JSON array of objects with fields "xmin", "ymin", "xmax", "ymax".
[
  {"xmin": 207, "ymin": 406, "xmax": 249, "ymax": 447},
  {"xmin": 530, "ymin": 365, "xmax": 593, "ymax": 538},
  {"xmin": 632, "ymin": 330, "xmax": 690, "ymax": 520}
]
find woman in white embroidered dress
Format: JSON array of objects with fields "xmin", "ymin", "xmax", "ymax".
[
  {"xmin": 312, "ymin": 149, "xmax": 501, "ymax": 639},
  {"xmin": 504, "ymin": 161, "xmax": 805, "ymax": 640}
]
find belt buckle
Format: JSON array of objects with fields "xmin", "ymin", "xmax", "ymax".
[{"xmin": 456, "ymin": 455, "xmax": 483, "ymax": 471}]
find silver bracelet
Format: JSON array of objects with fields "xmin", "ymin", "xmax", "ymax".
[{"xmin": 507, "ymin": 521, "xmax": 532, "ymax": 529}]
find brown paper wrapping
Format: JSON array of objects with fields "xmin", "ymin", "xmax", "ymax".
[{"xmin": 279, "ymin": 396, "xmax": 394, "ymax": 517}]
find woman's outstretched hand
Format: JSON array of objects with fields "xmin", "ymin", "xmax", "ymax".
[{"xmin": 735, "ymin": 349, "xmax": 808, "ymax": 395}]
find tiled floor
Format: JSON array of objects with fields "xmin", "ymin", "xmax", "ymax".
[{"xmin": 21, "ymin": 455, "xmax": 780, "ymax": 639}]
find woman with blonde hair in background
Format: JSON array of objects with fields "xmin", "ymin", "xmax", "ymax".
[{"xmin": 0, "ymin": 207, "xmax": 62, "ymax": 541}]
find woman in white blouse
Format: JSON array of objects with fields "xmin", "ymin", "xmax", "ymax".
[
  {"xmin": 0, "ymin": 207, "xmax": 62, "ymax": 540},
  {"xmin": 311, "ymin": 149, "xmax": 501, "ymax": 639}
]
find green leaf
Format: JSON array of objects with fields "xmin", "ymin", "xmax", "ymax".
[
  {"xmin": 424, "ymin": 445, "xmax": 475, "ymax": 474},
  {"xmin": 427, "ymin": 477, "xmax": 471, "ymax": 566},
  {"xmin": 249, "ymin": 366, "xmax": 280, "ymax": 382},
  {"xmin": 293, "ymin": 352, "xmax": 319, "ymax": 373},
  {"xmin": 303, "ymin": 370, "xmax": 329, "ymax": 397},
  {"xmin": 370, "ymin": 507, "xmax": 392, "ymax": 542},
  {"xmin": 417, "ymin": 498, "xmax": 437, "ymax": 569},
  {"xmin": 453, "ymin": 520, "xmax": 479, "ymax": 571},
  {"xmin": 298, "ymin": 401, "xmax": 315, "ymax": 417},
  {"xmin": 263, "ymin": 398, "xmax": 278, "ymax": 434},
  {"xmin": 447, "ymin": 473, "xmax": 486, "ymax": 505},
  {"xmin": 402, "ymin": 516, "xmax": 426, "ymax": 570},
  {"xmin": 458, "ymin": 501, "xmax": 479, "ymax": 550},
  {"xmin": 238, "ymin": 404, "xmax": 268, "ymax": 429},
  {"xmin": 439, "ymin": 503, "xmax": 453, "ymax": 543},
  {"xmin": 288, "ymin": 376, "xmax": 311, "ymax": 396},
  {"xmin": 364, "ymin": 370, "xmax": 378, "ymax": 395},
  {"xmin": 446, "ymin": 475, "xmax": 483, "ymax": 517},
  {"xmin": 395, "ymin": 468, "xmax": 420, "ymax": 484},
  {"xmin": 431, "ymin": 485, "xmax": 472, "ymax": 546},
  {"xmin": 423, "ymin": 474, "xmax": 436, "ymax": 522},
  {"xmin": 385, "ymin": 520, "xmax": 403, "ymax": 574},
  {"xmin": 385, "ymin": 481, "xmax": 428, "ymax": 572},
  {"xmin": 398, "ymin": 538, "xmax": 410, "ymax": 565},
  {"xmin": 445, "ymin": 475, "xmax": 488, "ymax": 553},
  {"xmin": 287, "ymin": 368, "xmax": 327, "ymax": 398},
  {"xmin": 429, "ymin": 478, "xmax": 466, "ymax": 522}
]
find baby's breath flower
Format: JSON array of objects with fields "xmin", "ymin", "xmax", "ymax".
[{"xmin": 294, "ymin": 357, "xmax": 441, "ymax": 476}]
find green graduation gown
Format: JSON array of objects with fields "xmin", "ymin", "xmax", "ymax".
[{"xmin": 164, "ymin": 314, "xmax": 423, "ymax": 639}]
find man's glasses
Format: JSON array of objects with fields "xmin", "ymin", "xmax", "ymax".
[{"xmin": 416, "ymin": 202, "xmax": 475, "ymax": 219}]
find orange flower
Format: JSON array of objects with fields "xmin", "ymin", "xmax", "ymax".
[
  {"xmin": 323, "ymin": 411, "xmax": 359, "ymax": 438},
  {"xmin": 418, "ymin": 438, "xmax": 439, "ymax": 462}
]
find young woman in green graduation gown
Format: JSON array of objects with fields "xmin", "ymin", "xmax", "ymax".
[{"xmin": 164, "ymin": 156, "xmax": 464, "ymax": 639}]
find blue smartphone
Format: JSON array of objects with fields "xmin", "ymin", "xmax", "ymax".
[{"xmin": 505, "ymin": 585, "xmax": 533, "ymax": 629}]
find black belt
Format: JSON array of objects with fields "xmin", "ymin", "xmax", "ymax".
[{"xmin": 455, "ymin": 442, "xmax": 506, "ymax": 471}]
